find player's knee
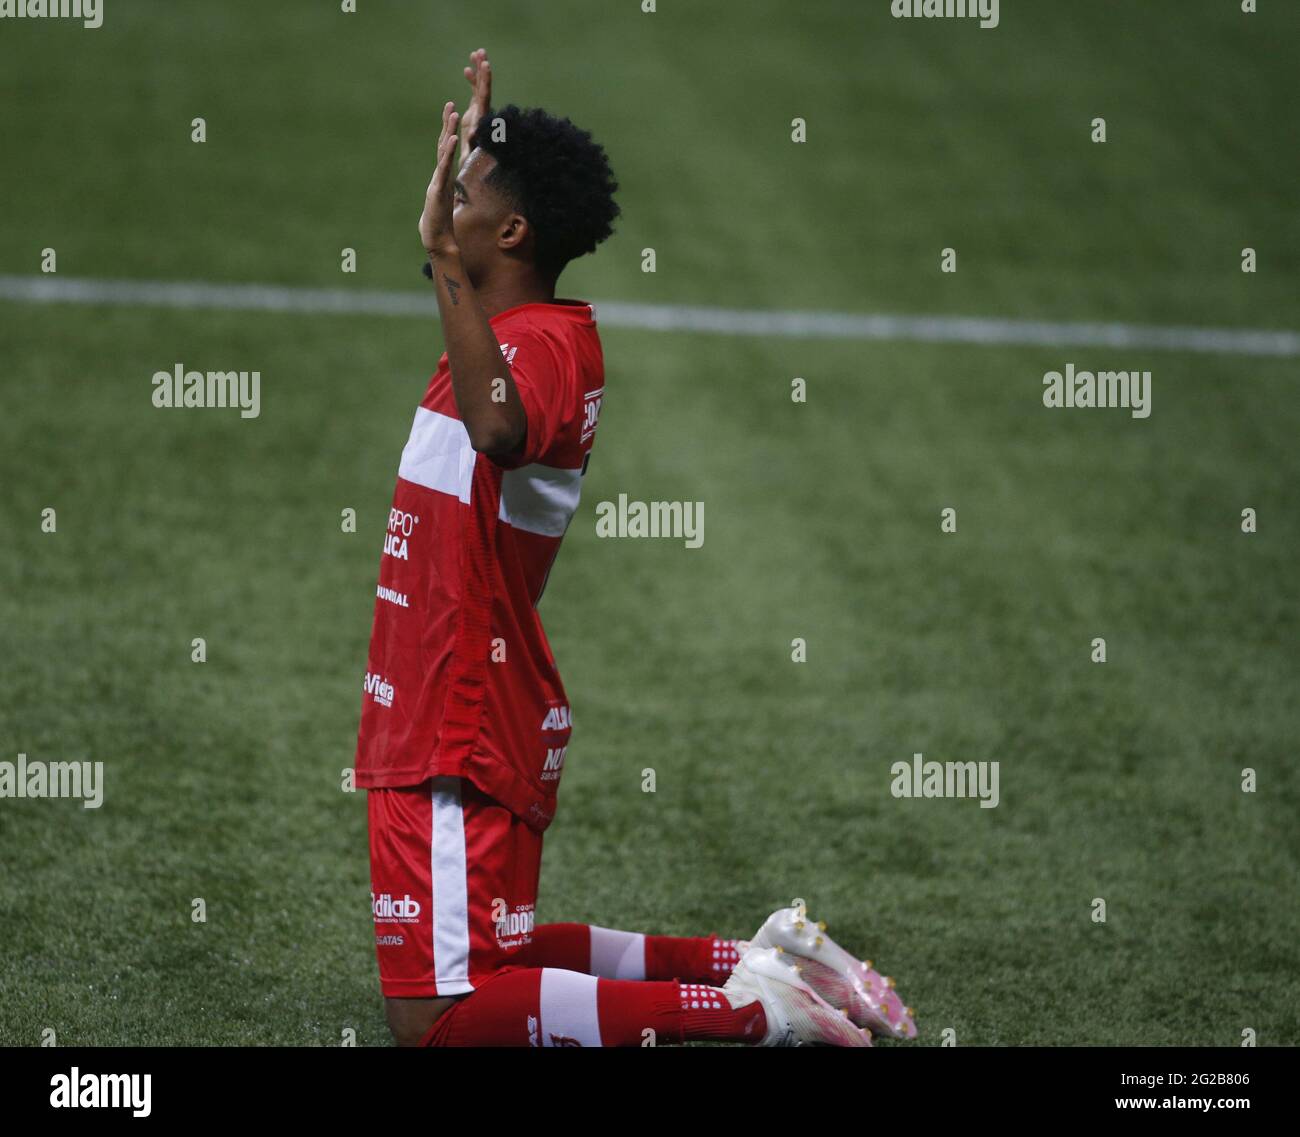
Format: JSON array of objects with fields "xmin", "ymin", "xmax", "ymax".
[{"xmin": 385, "ymin": 995, "xmax": 459, "ymax": 1047}]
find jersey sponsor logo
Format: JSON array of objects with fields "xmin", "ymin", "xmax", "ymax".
[
  {"xmin": 363, "ymin": 671, "xmax": 395, "ymax": 708},
  {"xmin": 375, "ymin": 933, "xmax": 405, "ymax": 947},
  {"xmin": 541, "ymin": 704, "xmax": 571, "ymax": 731},
  {"xmin": 376, "ymin": 584, "xmax": 410, "ymax": 608},
  {"xmin": 383, "ymin": 508, "xmax": 420, "ymax": 561},
  {"xmin": 372, "ymin": 892, "xmax": 421, "ymax": 923},
  {"xmin": 581, "ymin": 386, "xmax": 603, "ymax": 443},
  {"xmin": 540, "ymin": 746, "xmax": 566, "ymax": 783}
]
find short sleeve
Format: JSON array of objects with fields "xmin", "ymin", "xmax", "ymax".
[{"xmin": 491, "ymin": 330, "xmax": 572, "ymax": 470}]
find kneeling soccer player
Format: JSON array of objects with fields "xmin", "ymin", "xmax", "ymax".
[{"xmin": 355, "ymin": 50, "xmax": 918, "ymax": 1047}]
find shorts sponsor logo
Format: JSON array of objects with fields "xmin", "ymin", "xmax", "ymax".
[
  {"xmin": 372, "ymin": 891, "xmax": 422, "ymax": 923},
  {"xmin": 492, "ymin": 899, "xmax": 535, "ymax": 948},
  {"xmin": 363, "ymin": 671, "xmax": 394, "ymax": 708}
]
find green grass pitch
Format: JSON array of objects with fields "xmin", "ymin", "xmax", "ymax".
[{"xmin": 1, "ymin": 0, "xmax": 1297, "ymax": 1045}]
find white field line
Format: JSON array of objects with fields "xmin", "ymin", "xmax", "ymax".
[{"xmin": 1, "ymin": 274, "xmax": 1297, "ymax": 357}]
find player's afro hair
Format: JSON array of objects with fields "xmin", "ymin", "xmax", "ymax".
[{"xmin": 470, "ymin": 104, "xmax": 620, "ymax": 277}]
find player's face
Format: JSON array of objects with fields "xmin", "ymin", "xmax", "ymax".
[{"xmin": 452, "ymin": 149, "xmax": 518, "ymax": 286}]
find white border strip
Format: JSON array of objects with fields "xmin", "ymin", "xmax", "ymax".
[{"xmin": 1, "ymin": 274, "xmax": 1296, "ymax": 357}]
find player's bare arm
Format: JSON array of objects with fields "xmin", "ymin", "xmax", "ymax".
[{"xmin": 419, "ymin": 98, "xmax": 529, "ymax": 458}]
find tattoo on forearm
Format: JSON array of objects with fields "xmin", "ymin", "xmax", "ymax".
[{"xmin": 442, "ymin": 273, "xmax": 462, "ymax": 306}]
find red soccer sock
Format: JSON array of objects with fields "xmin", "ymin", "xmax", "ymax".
[
  {"xmin": 520, "ymin": 923, "xmax": 743, "ymax": 984},
  {"xmin": 646, "ymin": 933, "xmax": 743, "ymax": 984},
  {"xmin": 423, "ymin": 967, "xmax": 765, "ymax": 1047}
]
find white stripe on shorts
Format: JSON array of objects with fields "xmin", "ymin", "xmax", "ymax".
[
  {"xmin": 430, "ymin": 777, "xmax": 474, "ymax": 995},
  {"xmin": 539, "ymin": 969, "xmax": 603, "ymax": 1047}
]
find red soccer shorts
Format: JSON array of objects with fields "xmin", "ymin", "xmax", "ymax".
[{"xmin": 368, "ymin": 775, "xmax": 543, "ymax": 998}]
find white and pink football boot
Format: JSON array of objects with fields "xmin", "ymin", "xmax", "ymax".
[
  {"xmin": 721, "ymin": 945, "xmax": 874, "ymax": 1047},
  {"xmin": 738, "ymin": 906, "xmax": 918, "ymax": 1040}
]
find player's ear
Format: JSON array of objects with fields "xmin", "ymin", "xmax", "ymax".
[{"xmin": 497, "ymin": 212, "xmax": 531, "ymax": 255}]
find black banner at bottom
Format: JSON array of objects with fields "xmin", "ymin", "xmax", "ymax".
[{"xmin": 1, "ymin": 1044, "xmax": 1286, "ymax": 1124}]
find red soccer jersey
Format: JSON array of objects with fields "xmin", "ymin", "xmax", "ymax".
[{"xmin": 355, "ymin": 300, "xmax": 605, "ymax": 832}]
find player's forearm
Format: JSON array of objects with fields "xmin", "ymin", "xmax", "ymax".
[{"xmin": 428, "ymin": 249, "xmax": 526, "ymax": 455}]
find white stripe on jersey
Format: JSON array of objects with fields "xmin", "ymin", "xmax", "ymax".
[
  {"xmin": 398, "ymin": 408, "xmax": 474, "ymax": 503},
  {"xmin": 499, "ymin": 462, "xmax": 582, "ymax": 538},
  {"xmin": 397, "ymin": 406, "xmax": 583, "ymax": 539}
]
